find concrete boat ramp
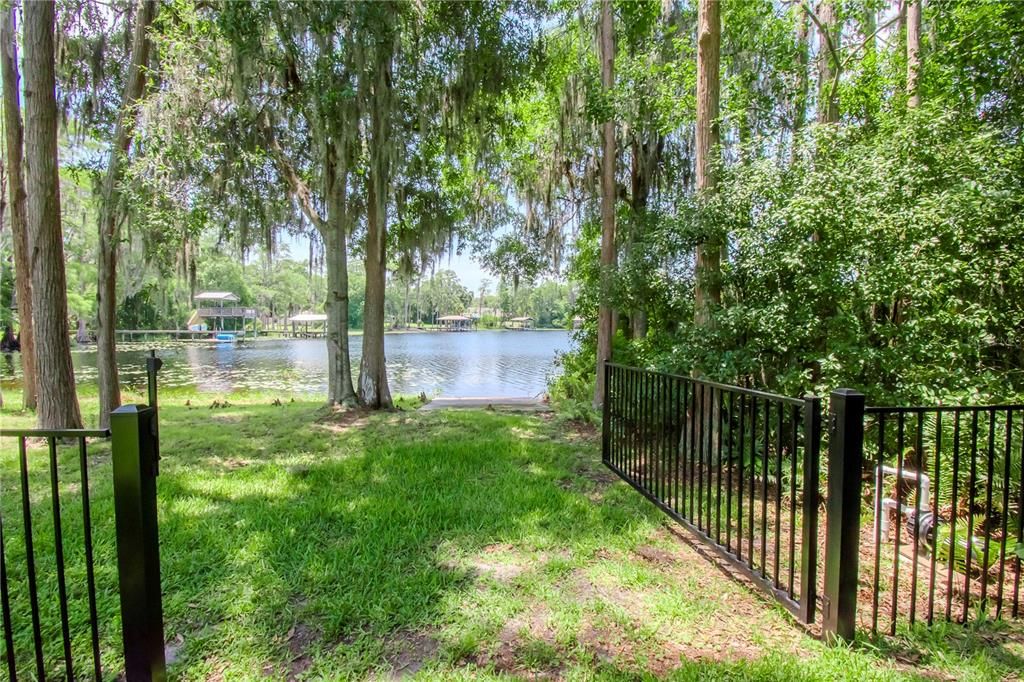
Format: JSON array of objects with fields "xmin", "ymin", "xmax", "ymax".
[{"xmin": 420, "ymin": 396, "xmax": 550, "ymax": 412}]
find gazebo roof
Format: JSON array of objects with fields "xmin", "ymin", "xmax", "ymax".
[
  {"xmin": 438, "ymin": 315, "xmax": 470, "ymax": 321},
  {"xmin": 509, "ymin": 316, "xmax": 534, "ymax": 322},
  {"xmin": 288, "ymin": 313, "xmax": 328, "ymax": 323},
  {"xmin": 195, "ymin": 291, "xmax": 240, "ymax": 302}
]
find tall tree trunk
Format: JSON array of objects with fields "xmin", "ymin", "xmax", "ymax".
[
  {"xmin": 23, "ymin": 0, "xmax": 82, "ymax": 429},
  {"xmin": 359, "ymin": 171, "xmax": 392, "ymax": 408},
  {"xmin": 693, "ymin": 0, "xmax": 721, "ymax": 329},
  {"xmin": 792, "ymin": 4, "xmax": 809, "ymax": 165},
  {"xmin": 2, "ymin": 3, "xmax": 36, "ymax": 409},
  {"xmin": 358, "ymin": 47, "xmax": 394, "ymax": 409},
  {"xmin": 593, "ymin": 0, "xmax": 617, "ymax": 409},
  {"xmin": 629, "ymin": 137, "xmax": 653, "ymax": 340},
  {"xmin": 906, "ymin": 0, "xmax": 922, "ymax": 108},
  {"xmin": 325, "ymin": 142, "xmax": 357, "ymax": 407},
  {"xmin": 96, "ymin": 0, "xmax": 156, "ymax": 428},
  {"xmin": 816, "ymin": 1, "xmax": 839, "ymax": 124}
]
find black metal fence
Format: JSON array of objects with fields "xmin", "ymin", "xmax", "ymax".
[
  {"xmin": 0, "ymin": 354, "xmax": 166, "ymax": 680},
  {"xmin": 603, "ymin": 365, "xmax": 1023, "ymax": 641},
  {"xmin": 602, "ymin": 363, "xmax": 823, "ymax": 624},
  {"xmin": 861, "ymin": 404, "xmax": 1022, "ymax": 634}
]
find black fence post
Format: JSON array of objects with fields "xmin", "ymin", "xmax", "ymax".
[
  {"xmin": 602, "ymin": 362, "xmax": 611, "ymax": 464},
  {"xmin": 799, "ymin": 395, "xmax": 822, "ymax": 624},
  {"xmin": 110, "ymin": 404, "xmax": 167, "ymax": 681},
  {"xmin": 823, "ymin": 389, "xmax": 865, "ymax": 641},
  {"xmin": 146, "ymin": 350, "xmax": 163, "ymax": 473}
]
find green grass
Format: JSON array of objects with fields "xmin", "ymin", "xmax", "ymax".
[{"xmin": 0, "ymin": 393, "xmax": 1021, "ymax": 680}]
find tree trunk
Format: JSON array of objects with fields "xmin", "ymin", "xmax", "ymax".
[
  {"xmin": 816, "ymin": 1, "xmax": 839, "ymax": 124},
  {"xmin": 415, "ymin": 275, "xmax": 422, "ymax": 326},
  {"xmin": 2, "ymin": 4, "xmax": 36, "ymax": 409},
  {"xmin": 23, "ymin": 0, "xmax": 82, "ymax": 429},
  {"xmin": 325, "ymin": 143, "xmax": 357, "ymax": 407},
  {"xmin": 403, "ymin": 279, "xmax": 410, "ymax": 327},
  {"xmin": 693, "ymin": 0, "xmax": 721, "ymax": 329},
  {"xmin": 906, "ymin": 0, "xmax": 922, "ymax": 108},
  {"xmin": 358, "ymin": 45, "xmax": 394, "ymax": 409},
  {"xmin": 593, "ymin": 0, "xmax": 617, "ymax": 409},
  {"xmin": 358, "ymin": 171, "xmax": 392, "ymax": 408},
  {"xmin": 96, "ymin": 0, "xmax": 156, "ymax": 428}
]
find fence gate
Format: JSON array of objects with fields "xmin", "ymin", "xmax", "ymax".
[
  {"xmin": 0, "ymin": 354, "xmax": 166, "ymax": 681},
  {"xmin": 601, "ymin": 363, "xmax": 823, "ymax": 624}
]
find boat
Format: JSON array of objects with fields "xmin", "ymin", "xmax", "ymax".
[{"xmin": 213, "ymin": 333, "xmax": 238, "ymax": 344}]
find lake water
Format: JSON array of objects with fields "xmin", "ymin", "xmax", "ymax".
[{"xmin": 0, "ymin": 331, "xmax": 574, "ymax": 398}]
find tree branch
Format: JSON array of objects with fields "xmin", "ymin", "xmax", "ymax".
[{"xmin": 257, "ymin": 110, "xmax": 327, "ymax": 236}]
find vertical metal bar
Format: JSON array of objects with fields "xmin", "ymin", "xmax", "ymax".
[
  {"xmin": 890, "ymin": 412, "xmax": 906, "ymax": 635},
  {"xmin": 0, "ymin": 511, "xmax": 17, "ymax": 679},
  {"xmin": 946, "ymin": 411, "xmax": 961, "ymax": 621},
  {"xmin": 610, "ymin": 366, "xmax": 617, "ymax": 469},
  {"xmin": 695, "ymin": 383, "xmax": 705, "ymax": 529},
  {"xmin": 704, "ymin": 384, "xmax": 712, "ymax": 529},
  {"xmin": 822, "ymin": 389, "xmax": 865, "ymax": 642},
  {"xmin": 671, "ymin": 374, "xmax": 679, "ymax": 512},
  {"xmin": 146, "ymin": 350, "xmax": 162, "ymax": 473},
  {"xmin": 716, "ymin": 388, "xmax": 724, "ymax": 545},
  {"xmin": 1013, "ymin": 411, "xmax": 1022, "ymax": 618},
  {"xmin": 749, "ymin": 396, "xmax": 757, "ymax": 568},
  {"xmin": 996, "ymin": 409, "xmax": 1012, "ymax": 619},
  {"xmin": 80, "ymin": 437, "xmax": 103, "ymax": 681},
  {"xmin": 19, "ymin": 437, "xmax": 46, "ymax": 680},
  {"xmin": 651, "ymin": 368, "xmax": 659, "ymax": 497},
  {"xmin": 49, "ymin": 437, "xmax": 75, "ymax": 679},
  {"xmin": 655, "ymin": 373, "xmax": 663, "ymax": 503},
  {"xmin": 629, "ymin": 369, "xmax": 637, "ymax": 481},
  {"xmin": 601, "ymin": 363, "xmax": 611, "ymax": 466},
  {"xmin": 110, "ymin": 405, "xmax": 167, "ymax": 681},
  {"xmin": 686, "ymin": 381, "xmax": 695, "ymax": 521},
  {"xmin": 651, "ymin": 373, "xmax": 660, "ymax": 501},
  {"xmin": 798, "ymin": 396, "xmax": 821, "ymax": 625},
  {"xmin": 774, "ymin": 401, "xmax": 784, "ymax": 589},
  {"xmin": 979, "ymin": 408, "xmax": 995, "ymax": 613},
  {"xmin": 788, "ymin": 403, "xmax": 798, "ymax": 598},
  {"xmin": 638, "ymin": 370, "xmax": 647, "ymax": 491},
  {"xmin": 761, "ymin": 400, "xmax": 770, "ymax": 578},
  {"xmin": 634, "ymin": 369, "xmax": 641, "ymax": 484},
  {"xmin": 726, "ymin": 392, "xmax": 735, "ymax": 553},
  {"xmin": 624, "ymin": 369, "xmax": 632, "ymax": 478},
  {"xmin": 636, "ymin": 369, "xmax": 643, "ymax": 486},
  {"xmin": 617, "ymin": 367, "xmax": 624, "ymax": 472},
  {"xmin": 662, "ymin": 374, "xmax": 670, "ymax": 505},
  {"xmin": 679, "ymin": 376, "xmax": 688, "ymax": 516},
  {"xmin": 872, "ymin": 414, "xmax": 885, "ymax": 635},
  {"xmin": 612, "ymin": 366, "xmax": 620, "ymax": 470},
  {"xmin": 963, "ymin": 410, "xmax": 979, "ymax": 623},
  {"xmin": 909, "ymin": 412, "xmax": 924, "ymax": 625},
  {"xmin": 713, "ymin": 388, "xmax": 721, "ymax": 542},
  {"xmin": 701, "ymin": 384, "xmax": 708, "ymax": 532},
  {"xmin": 737, "ymin": 394, "xmax": 745, "ymax": 562},
  {"xmin": 928, "ymin": 411, "xmax": 942, "ymax": 625}
]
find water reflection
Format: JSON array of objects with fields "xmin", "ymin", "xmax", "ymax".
[{"xmin": 0, "ymin": 331, "xmax": 573, "ymax": 398}]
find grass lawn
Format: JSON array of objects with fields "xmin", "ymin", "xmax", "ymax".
[{"xmin": 1, "ymin": 391, "xmax": 1022, "ymax": 680}]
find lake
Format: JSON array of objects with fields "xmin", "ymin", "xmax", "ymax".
[{"xmin": 0, "ymin": 330, "xmax": 574, "ymax": 398}]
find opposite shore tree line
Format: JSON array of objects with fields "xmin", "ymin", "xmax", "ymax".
[{"xmin": 2, "ymin": 0, "xmax": 1023, "ymax": 429}]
